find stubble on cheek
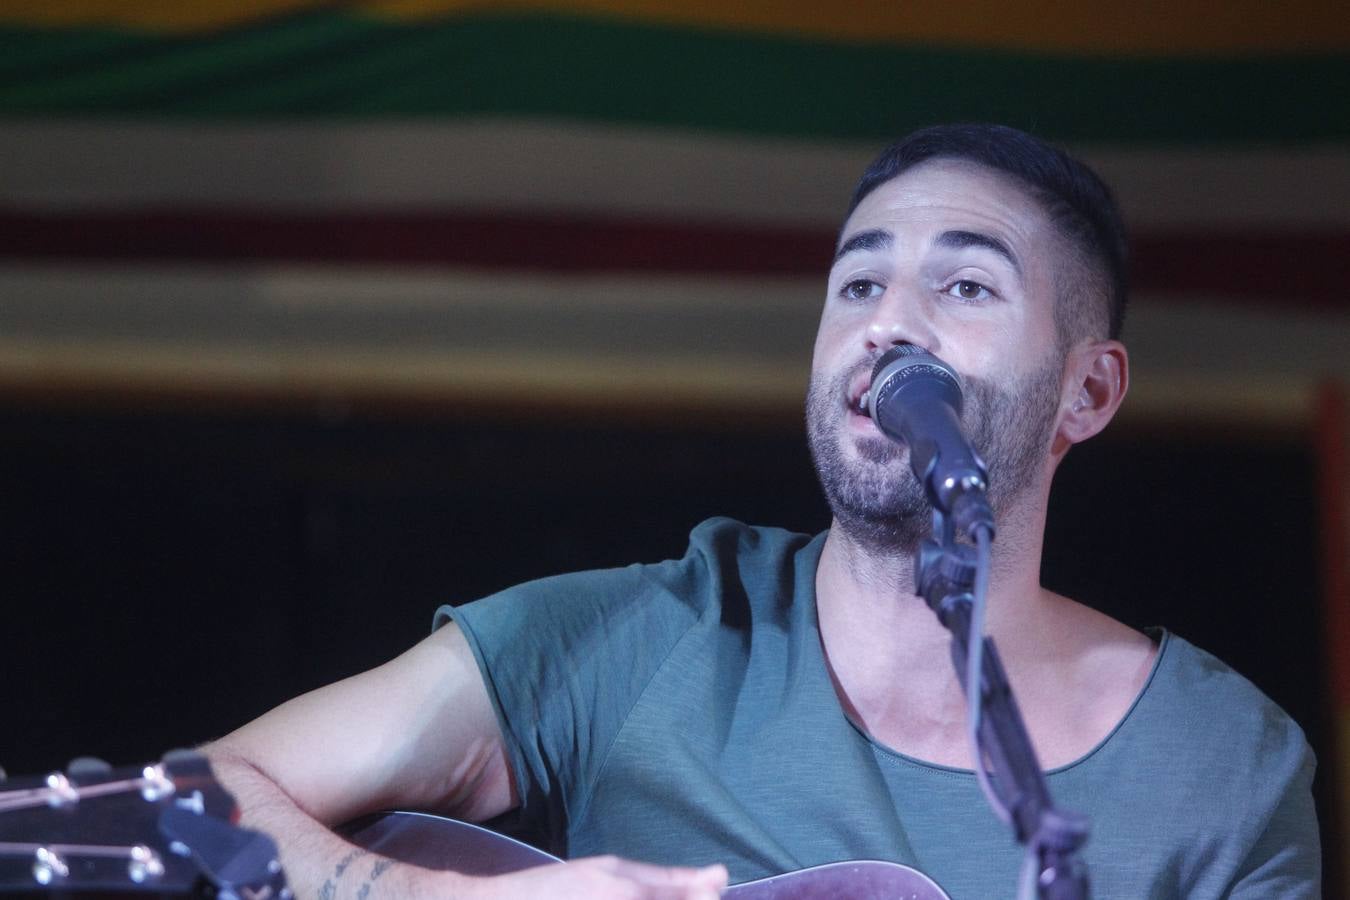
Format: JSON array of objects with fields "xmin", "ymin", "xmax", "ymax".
[
  {"xmin": 805, "ymin": 352, "xmax": 1063, "ymax": 555},
  {"xmin": 805, "ymin": 365, "xmax": 931, "ymax": 552}
]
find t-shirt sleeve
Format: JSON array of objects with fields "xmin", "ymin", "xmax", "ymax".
[
  {"xmin": 1227, "ymin": 741, "xmax": 1322, "ymax": 898},
  {"xmin": 431, "ymin": 551, "xmax": 710, "ymax": 850}
]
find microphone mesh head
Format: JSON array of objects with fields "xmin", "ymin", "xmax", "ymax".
[
  {"xmin": 868, "ymin": 345, "xmax": 964, "ymax": 421},
  {"xmin": 871, "ymin": 343, "xmax": 928, "ymax": 376}
]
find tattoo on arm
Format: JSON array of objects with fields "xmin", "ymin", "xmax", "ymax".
[
  {"xmin": 318, "ymin": 848, "xmax": 370, "ymax": 899},
  {"xmin": 335, "ymin": 849, "xmax": 369, "ymax": 879},
  {"xmin": 355, "ymin": 858, "xmax": 397, "ymax": 900}
]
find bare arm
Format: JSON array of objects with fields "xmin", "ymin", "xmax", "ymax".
[
  {"xmin": 210, "ymin": 623, "xmax": 513, "ymax": 826},
  {"xmin": 204, "ymin": 623, "xmax": 725, "ymax": 899},
  {"xmin": 205, "ymin": 622, "xmax": 514, "ymax": 896}
]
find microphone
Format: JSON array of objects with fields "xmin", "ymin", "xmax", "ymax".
[{"xmin": 865, "ymin": 344, "xmax": 995, "ymax": 537}]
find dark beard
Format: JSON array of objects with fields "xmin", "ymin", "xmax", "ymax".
[{"xmin": 805, "ymin": 354, "xmax": 1062, "ymax": 555}]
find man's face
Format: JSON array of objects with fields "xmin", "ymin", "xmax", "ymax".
[{"xmin": 806, "ymin": 160, "xmax": 1068, "ymax": 553}]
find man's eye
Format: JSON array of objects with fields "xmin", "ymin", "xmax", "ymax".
[
  {"xmin": 946, "ymin": 280, "xmax": 992, "ymax": 302},
  {"xmin": 841, "ymin": 279, "xmax": 883, "ymax": 301}
]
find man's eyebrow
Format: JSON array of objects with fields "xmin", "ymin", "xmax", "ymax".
[
  {"xmin": 934, "ymin": 229, "xmax": 1022, "ymax": 278},
  {"xmin": 833, "ymin": 228, "xmax": 892, "ymax": 265}
]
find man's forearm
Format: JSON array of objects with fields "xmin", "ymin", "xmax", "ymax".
[{"xmin": 204, "ymin": 745, "xmax": 457, "ymax": 899}]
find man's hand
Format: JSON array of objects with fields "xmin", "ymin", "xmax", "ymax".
[
  {"xmin": 292, "ymin": 851, "xmax": 728, "ymax": 900},
  {"xmin": 457, "ymin": 857, "xmax": 729, "ymax": 899}
]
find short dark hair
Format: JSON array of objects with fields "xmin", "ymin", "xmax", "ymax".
[{"xmin": 844, "ymin": 123, "xmax": 1129, "ymax": 344}]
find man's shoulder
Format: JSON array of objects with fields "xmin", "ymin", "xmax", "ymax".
[
  {"xmin": 536, "ymin": 516, "xmax": 819, "ymax": 599},
  {"xmin": 439, "ymin": 517, "xmax": 822, "ymax": 632},
  {"xmin": 1046, "ymin": 604, "xmax": 1309, "ymax": 766},
  {"xmin": 681, "ymin": 517, "xmax": 825, "ymax": 617},
  {"xmin": 1100, "ymin": 632, "xmax": 1320, "ymax": 891},
  {"xmin": 684, "ymin": 517, "xmax": 821, "ymax": 568},
  {"xmin": 1155, "ymin": 633, "xmax": 1301, "ymax": 722},
  {"xmin": 1135, "ymin": 630, "xmax": 1311, "ymax": 768}
]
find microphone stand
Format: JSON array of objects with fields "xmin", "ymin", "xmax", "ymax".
[{"xmin": 915, "ymin": 507, "xmax": 1090, "ymax": 900}]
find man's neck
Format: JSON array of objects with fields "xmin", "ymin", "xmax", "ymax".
[
  {"xmin": 816, "ymin": 501, "xmax": 1050, "ymax": 645},
  {"xmin": 813, "ymin": 503, "xmax": 1052, "ymax": 740},
  {"xmin": 812, "ymin": 504, "xmax": 1159, "ymax": 769}
]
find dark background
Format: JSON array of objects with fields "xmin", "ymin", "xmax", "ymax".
[{"xmin": 0, "ymin": 401, "xmax": 1336, "ymax": 887}]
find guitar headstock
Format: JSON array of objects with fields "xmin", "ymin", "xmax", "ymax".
[{"xmin": 0, "ymin": 750, "xmax": 289, "ymax": 897}]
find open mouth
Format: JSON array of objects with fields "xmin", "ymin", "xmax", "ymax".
[{"xmin": 848, "ymin": 376, "xmax": 873, "ymax": 419}]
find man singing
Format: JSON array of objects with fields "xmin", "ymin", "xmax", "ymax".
[{"xmin": 206, "ymin": 124, "xmax": 1319, "ymax": 898}]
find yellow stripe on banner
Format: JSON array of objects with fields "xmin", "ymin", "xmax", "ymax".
[{"xmin": 4, "ymin": 0, "xmax": 1349, "ymax": 54}]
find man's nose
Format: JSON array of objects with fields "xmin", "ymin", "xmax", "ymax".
[{"xmin": 864, "ymin": 287, "xmax": 936, "ymax": 355}]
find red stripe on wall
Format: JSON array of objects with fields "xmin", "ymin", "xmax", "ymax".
[
  {"xmin": 0, "ymin": 210, "xmax": 830, "ymax": 276},
  {"xmin": 2, "ymin": 211, "xmax": 1347, "ymax": 308},
  {"xmin": 1131, "ymin": 232, "xmax": 1350, "ymax": 308}
]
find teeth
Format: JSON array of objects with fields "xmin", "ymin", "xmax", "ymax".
[{"xmin": 857, "ymin": 391, "xmax": 871, "ymax": 415}]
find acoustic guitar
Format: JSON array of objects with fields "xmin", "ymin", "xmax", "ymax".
[
  {"xmin": 344, "ymin": 809, "xmax": 952, "ymax": 899},
  {"xmin": 1, "ymin": 753, "xmax": 949, "ymax": 898}
]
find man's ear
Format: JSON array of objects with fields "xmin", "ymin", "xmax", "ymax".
[{"xmin": 1057, "ymin": 340, "xmax": 1128, "ymax": 449}]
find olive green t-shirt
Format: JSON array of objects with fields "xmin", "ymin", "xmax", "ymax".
[{"xmin": 437, "ymin": 518, "xmax": 1319, "ymax": 898}]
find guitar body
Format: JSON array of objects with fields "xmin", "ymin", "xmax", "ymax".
[{"xmin": 344, "ymin": 811, "xmax": 951, "ymax": 899}]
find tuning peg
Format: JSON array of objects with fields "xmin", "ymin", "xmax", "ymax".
[
  {"xmin": 67, "ymin": 757, "xmax": 113, "ymax": 780},
  {"xmin": 161, "ymin": 748, "xmax": 213, "ymax": 781},
  {"xmin": 162, "ymin": 748, "xmax": 208, "ymax": 765}
]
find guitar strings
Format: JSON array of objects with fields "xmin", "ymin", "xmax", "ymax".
[{"xmin": 0, "ymin": 776, "xmax": 152, "ymax": 814}]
